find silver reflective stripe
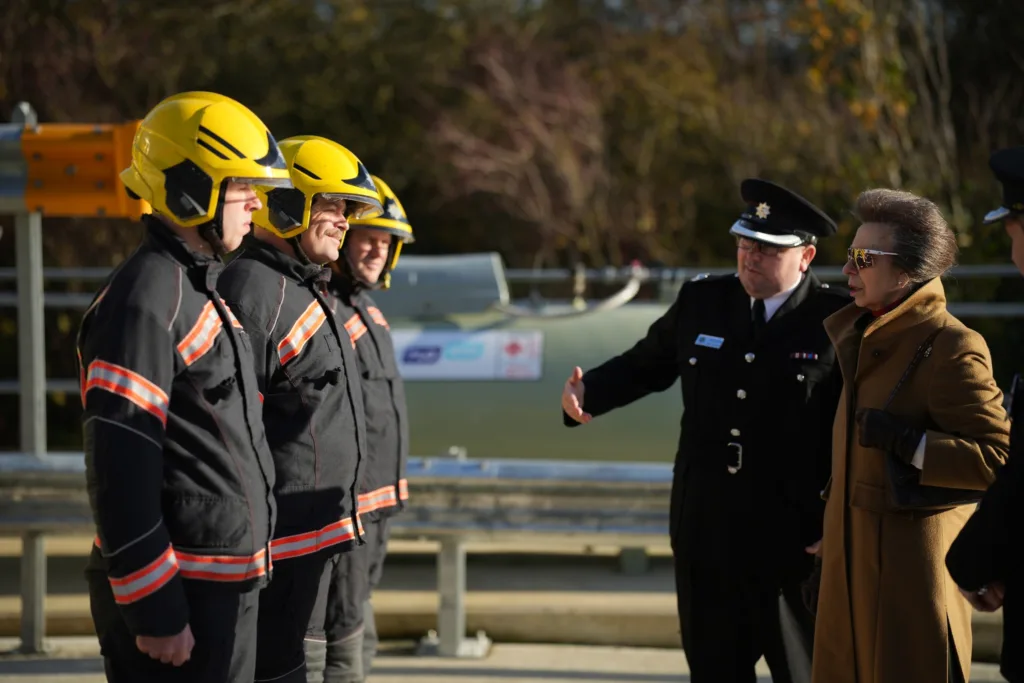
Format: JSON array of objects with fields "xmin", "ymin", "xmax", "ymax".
[
  {"xmin": 109, "ymin": 546, "xmax": 178, "ymax": 605},
  {"xmin": 85, "ymin": 360, "xmax": 169, "ymax": 424},
  {"xmin": 271, "ymin": 517, "xmax": 360, "ymax": 560},
  {"xmin": 358, "ymin": 485, "xmax": 398, "ymax": 515},
  {"xmin": 176, "ymin": 548, "xmax": 268, "ymax": 582}
]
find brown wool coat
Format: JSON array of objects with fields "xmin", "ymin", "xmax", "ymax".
[{"xmin": 811, "ymin": 278, "xmax": 1011, "ymax": 683}]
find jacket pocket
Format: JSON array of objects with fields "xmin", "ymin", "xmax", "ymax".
[
  {"xmin": 850, "ymin": 481, "xmax": 888, "ymax": 513},
  {"xmin": 163, "ymin": 493, "xmax": 249, "ymax": 549}
]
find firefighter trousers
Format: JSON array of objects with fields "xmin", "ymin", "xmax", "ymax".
[{"xmin": 87, "ymin": 569, "xmax": 259, "ymax": 683}]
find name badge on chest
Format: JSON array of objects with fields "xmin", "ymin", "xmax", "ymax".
[{"xmin": 695, "ymin": 334, "xmax": 725, "ymax": 349}]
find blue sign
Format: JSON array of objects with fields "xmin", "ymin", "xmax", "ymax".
[{"xmin": 403, "ymin": 346, "xmax": 441, "ymax": 364}]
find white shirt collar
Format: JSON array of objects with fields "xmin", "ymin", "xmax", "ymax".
[{"xmin": 752, "ymin": 275, "xmax": 804, "ymax": 321}]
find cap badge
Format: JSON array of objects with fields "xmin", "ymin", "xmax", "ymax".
[
  {"xmin": 386, "ymin": 201, "xmax": 404, "ymax": 220},
  {"xmin": 755, "ymin": 202, "xmax": 771, "ymax": 220}
]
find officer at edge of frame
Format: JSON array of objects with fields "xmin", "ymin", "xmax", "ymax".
[
  {"xmin": 561, "ymin": 178, "xmax": 851, "ymax": 683},
  {"xmin": 945, "ymin": 145, "xmax": 1024, "ymax": 683}
]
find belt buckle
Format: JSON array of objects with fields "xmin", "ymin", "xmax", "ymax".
[{"xmin": 726, "ymin": 442, "xmax": 743, "ymax": 475}]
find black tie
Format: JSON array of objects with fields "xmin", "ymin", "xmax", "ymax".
[{"xmin": 752, "ymin": 298, "xmax": 766, "ymax": 337}]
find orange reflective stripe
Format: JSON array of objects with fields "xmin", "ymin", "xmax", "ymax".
[
  {"xmin": 367, "ymin": 306, "xmax": 389, "ymax": 330},
  {"xmin": 95, "ymin": 538, "xmax": 268, "ymax": 584},
  {"xmin": 176, "ymin": 548, "xmax": 268, "ymax": 582},
  {"xmin": 220, "ymin": 299, "xmax": 244, "ymax": 329},
  {"xmin": 357, "ymin": 482, "xmax": 409, "ymax": 515},
  {"xmin": 278, "ymin": 300, "xmax": 327, "ymax": 365},
  {"xmin": 344, "ymin": 314, "xmax": 367, "ymax": 349},
  {"xmin": 108, "ymin": 545, "xmax": 178, "ymax": 605},
  {"xmin": 270, "ymin": 516, "xmax": 363, "ymax": 561},
  {"xmin": 84, "ymin": 360, "xmax": 169, "ymax": 425},
  {"xmin": 177, "ymin": 301, "xmax": 223, "ymax": 366}
]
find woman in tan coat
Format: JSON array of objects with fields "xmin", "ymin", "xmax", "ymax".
[{"xmin": 810, "ymin": 189, "xmax": 1011, "ymax": 683}]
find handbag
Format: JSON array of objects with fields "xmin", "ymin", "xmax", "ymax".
[{"xmin": 879, "ymin": 326, "xmax": 986, "ymax": 511}]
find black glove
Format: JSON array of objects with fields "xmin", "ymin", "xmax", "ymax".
[
  {"xmin": 855, "ymin": 408, "xmax": 923, "ymax": 464},
  {"xmin": 801, "ymin": 555, "xmax": 823, "ymax": 615}
]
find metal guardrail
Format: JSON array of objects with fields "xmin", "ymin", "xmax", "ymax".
[
  {"xmin": 0, "ymin": 449, "xmax": 672, "ymax": 657},
  {"xmin": 0, "ymin": 262, "xmax": 1021, "ymax": 284}
]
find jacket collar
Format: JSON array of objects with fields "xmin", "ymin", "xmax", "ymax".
[
  {"xmin": 143, "ymin": 214, "xmax": 225, "ymax": 292},
  {"xmin": 143, "ymin": 214, "xmax": 219, "ymax": 269},
  {"xmin": 239, "ymin": 236, "xmax": 327, "ymax": 285}
]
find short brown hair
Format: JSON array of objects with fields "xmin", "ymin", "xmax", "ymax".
[{"xmin": 852, "ymin": 188, "xmax": 959, "ymax": 282}]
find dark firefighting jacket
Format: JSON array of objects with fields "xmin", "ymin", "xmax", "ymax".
[
  {"xmin": 219, "ymin": 238, "xmax": 367, "ymax": 560},
  {"xmin": 77, "ymin": 216, "xmax": 276, "ymax": 638},
  {"xmin": 328, "ymin": 274, "xmax": 409, "ymax": 522}
]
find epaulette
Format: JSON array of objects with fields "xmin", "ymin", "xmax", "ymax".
[{"xmin": 689, "ymin": 272, "xmax": 711, "ymax": 282}]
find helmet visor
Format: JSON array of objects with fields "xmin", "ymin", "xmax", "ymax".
[
  {"xmin": 265, "ymin": 187, "xmax": 305, "ymax": 232},
  {"xmin": 317, "ymin": 192, "xmax": 384, "ymax": 220},
  {"xmin": 232, "ymin": 176, "xmax": 293, "ymax": 190}
]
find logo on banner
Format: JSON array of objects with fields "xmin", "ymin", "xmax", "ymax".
[
  {"xmin": 403, "ymin": 346, "xmax": 441, "ymax": 365},
  {"xmin": 443, "ymin": 340, "xmax": 485, "ymax": 361}
]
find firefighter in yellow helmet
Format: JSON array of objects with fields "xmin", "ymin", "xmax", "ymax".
[
  {"xmin": 79, "ymin": 91, "xmax": 287, "ymax": 683},
  {"xmin": 218, "ymin": 135, "xmax": 382, "ymax": 683},
  {"xmin": 307, "ymin": 176, "xmax": 414, "ymax": 682}
]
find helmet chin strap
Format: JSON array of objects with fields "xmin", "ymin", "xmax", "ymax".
[
  {"xmin": 287, "ymin": 236, "xmax": 315, "ymax": 266},
  {"xmin": 196, "ymin": 184, "xmax": 230, "ymax": 261}
]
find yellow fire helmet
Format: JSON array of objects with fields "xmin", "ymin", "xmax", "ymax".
[
  {"xmin": 252, "ymin": 135, "xmax": 384, "ymax": 240},
  {"xmin": 120, "ymin": 91, "xmax": 292, "ymax": 244},
  {"xmin": 346, "ymin": 174, "xmax": 415, "ymax": 289}
]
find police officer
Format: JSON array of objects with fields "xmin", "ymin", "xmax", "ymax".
[
  {"xmin": 946, "ymin": 146, "xmax": 1024, "ymax": 683},
  {"xmin": 78, "ymin": 91, "xmax": 289, "ymax": 682},
  {"xmin": 307, "ymin": 175, "xmax": 414, "ymax": 683},
  {"xmin": 217, "ymin": 135, "xmax": 383, "ymax": 683},
  {"xmin": 562, "ymin": 179, "xmax": 850, "ymax": 683}
]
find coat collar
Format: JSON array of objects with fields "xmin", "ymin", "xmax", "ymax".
[
  {"xmin": 824, "ymin": 277, "xmax": 947, "ymax": 346},
  {"xmin": 824, "ymin": 277, "xmax": 947, "ymax": 385}
]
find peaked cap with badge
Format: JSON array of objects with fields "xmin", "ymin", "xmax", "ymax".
[
  {"xmin": 729, "ymin": 178, "xmax": 838, "ymax": 248},
  {"xmin": 983, "ymin": 146, "xmax": 1024, "ymax": 225}
]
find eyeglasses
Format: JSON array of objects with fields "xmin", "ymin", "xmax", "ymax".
[
  {"xmin": 736, "ymin": 237, "xmax": 792, "ymax": 257},
  {"xmin": 847, "ymin": 247, "xmax": 898, "ymax": 270}
]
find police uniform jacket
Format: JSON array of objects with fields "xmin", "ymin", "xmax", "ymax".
[
  {"xmin": 77, "ymin": 216, "xmax": 276, "ymax": 638},
  {"xmin": 566, "ymin": 270, "xmax": 849, "ymax": 584},
  {"xmin": 219, "ymin": 238, "xmax": 367, "ymax": 561},
  {"xmin": 946, "ymin": 371, "xmax": 1023, "ymax": 682},
  {"xmin": 328, "ymin": 274, "xmax": 409, "ymax": 523}
]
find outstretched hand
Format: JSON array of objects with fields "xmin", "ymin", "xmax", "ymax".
[{"xmin": 562, "ymin": 366, "xmax": 591, "ymax": 424}]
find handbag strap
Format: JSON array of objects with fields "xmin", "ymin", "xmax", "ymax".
[{"xmin": 881, "ymin": 326, "xmax": 946, "ymax": 411}]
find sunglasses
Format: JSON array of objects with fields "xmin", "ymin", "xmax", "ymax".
[
  {"xmin": 847, "ymin": 247, "xmax": 898, "ymax": 270},
  {"xmin": 736, "ymin": 237, "xmax": 794, "ymax": 257}
]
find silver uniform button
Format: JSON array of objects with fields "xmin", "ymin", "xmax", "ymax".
[
  {"xmin": 744, "ymin": 352, "xmax": 755, "ymax": 363},
  {"xmin": 737, "ymin": 389, "xmax": 747, "ymax": 399},
  {"xmin": 797, "ymin": 374, "xmax": 806, "ymax": 382},
  {"xmin": 730, "ymin": 428, "xmax": 741, "ymax": 436},
  {"xmin": 689, "ymin": 357, "xmax": 697, "ymax": 365}
]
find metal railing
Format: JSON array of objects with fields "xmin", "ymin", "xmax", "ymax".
[{"xmin": 0, "ymin": 448, "xmax": 672, "ymax": 657}]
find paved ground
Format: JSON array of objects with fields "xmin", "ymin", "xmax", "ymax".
[
  {"xmin": 0, "ymin": 535, "xmax": 1008, "ymax": 681},
  {"xmin": 0, "ymin": 638, "xmax": 1010, "ymax": 683}
]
